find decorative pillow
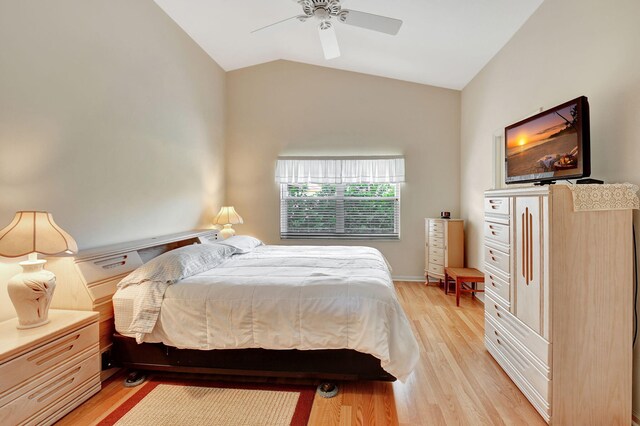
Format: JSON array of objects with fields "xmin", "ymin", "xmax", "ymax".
[
  {"xmin": 118, "ymin": 243, "xmax": 237, "ymax": 289},
  {"xmin": 216, "ymin": 235, "xmax": 263, "ymax": 254}
]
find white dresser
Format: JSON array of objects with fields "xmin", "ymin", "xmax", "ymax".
[
  {"xmin": 424, "ymin": 218, "xmax": 464, "ymax": 282},
  {"xmin": 484, "ymin": 185, "xmax": 632, "ymax": 424}
]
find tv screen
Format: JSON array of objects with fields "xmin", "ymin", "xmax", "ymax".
[{"xmin": 505, "ymin": 96, "xmax": 590, "ymax": 184}]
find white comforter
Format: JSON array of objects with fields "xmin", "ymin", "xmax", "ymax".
[{"xmin": 114, "ymin": 245, "xmax": 419, "ymax": 381}]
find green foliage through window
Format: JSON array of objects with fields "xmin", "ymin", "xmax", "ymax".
[{"xmin": 281, "ymin": 183, "xmax": 400, "ymax": 239}]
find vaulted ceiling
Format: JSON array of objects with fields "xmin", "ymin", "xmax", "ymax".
[{"xmin": 153, "ymin": 0, "xmax": 543, "ymax": 90}]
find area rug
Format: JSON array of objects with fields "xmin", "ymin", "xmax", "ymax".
[{"xmin": 98, "ymin": 379, "xmax": 315, "ymax": 426}]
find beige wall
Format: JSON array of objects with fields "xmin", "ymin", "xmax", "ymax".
[
  {"xmin": 226, "ymin": 60, "xmax": 460, "ymax": 279},
  {"xmin": 460, "ymin": 0, "xmax": 640, "ymax": 416},
  {"xmin": 0, "ymin": 0, "xmax": 226, "ymax": 321}
]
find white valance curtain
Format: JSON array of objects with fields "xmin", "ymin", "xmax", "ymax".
[{"xmin": 275, "ymin": 156, "xmax": 405, "ymax": 184}]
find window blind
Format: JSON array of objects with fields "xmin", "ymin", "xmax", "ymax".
[{"xmin": 280, "ymin": 183, "xmax": 400, "ymax": 240}]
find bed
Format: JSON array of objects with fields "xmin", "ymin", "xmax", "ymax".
[{"xmin": 110, "ymin": 236, "xmax": 419, "ymax": 382}]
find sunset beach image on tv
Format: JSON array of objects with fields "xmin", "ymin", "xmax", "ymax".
[{"xmin": 506, "ymin": 102, "xmax": 581, "ymax": 179}]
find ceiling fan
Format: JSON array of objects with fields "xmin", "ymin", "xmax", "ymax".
[{"xmin": 251, "ymin": 0, "xmax": 403, "ymax": 60}]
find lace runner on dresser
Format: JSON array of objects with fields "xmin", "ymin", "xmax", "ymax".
[{"xmin": 567, "ymin": 183, "xmax": 640, "ymax": 211}]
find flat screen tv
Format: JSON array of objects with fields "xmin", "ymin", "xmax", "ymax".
[{"xmin": 505, "ymin": 96, "xmax": 590, "ymax": 184}]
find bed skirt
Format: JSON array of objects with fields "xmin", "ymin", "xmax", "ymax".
[{"xmin": 112, "ymin": 333, "xmax": 396, "ymax": 382}]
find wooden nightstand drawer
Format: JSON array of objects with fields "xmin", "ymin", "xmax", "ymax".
[
  {"xmin": 0, "ymin": 322, "xmax": 98, "ymax": 398},
  {"xmin": 0, "ymin": 310, "xmax": 100, "ymax": 426},
  {"xmin": 0, "ymin": 350, "xmax": 100, "ymax": 425}
]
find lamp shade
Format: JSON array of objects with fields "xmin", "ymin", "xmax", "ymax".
[
  {"xmin": 213, "ymin": 206, "xmax": 244, "ymax": 226},
  {"xmin": 0, "ymin": 211, "xmax": 78, "ymax": 258}
]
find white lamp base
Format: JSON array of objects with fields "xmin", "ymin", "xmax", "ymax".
[
  {"xmin": 219, "ymin": 224, "xmax": 237, "ymax": 239},
  {"xmin": 7, "ymin": 259, "xmax": 56, "ymax": 329}
]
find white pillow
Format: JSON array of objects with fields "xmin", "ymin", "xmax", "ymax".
[
  {"xmin": 216, "ymin": 235, "xmax": 263, "ymax": 254},
  {"xmin": 118, "ymin": 243, "xmax": 237, "ymax": 289}
]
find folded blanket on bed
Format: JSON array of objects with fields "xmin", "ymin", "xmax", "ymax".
[{"xmin": 118, "ymin": 243, "xmax": 238, "ymax": 341}]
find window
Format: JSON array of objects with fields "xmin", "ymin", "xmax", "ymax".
[
  {"xmin": 280, "ymin": 183, "xmax": 400, "ymax": 239},
  {"xmin": 276, "ymin": 157, "xmax": 404, "ymax": 240}
]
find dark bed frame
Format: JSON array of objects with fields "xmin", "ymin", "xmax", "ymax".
[{"xmin": 112, "ymin": 333, "xmax": 396, "ymax": 382}]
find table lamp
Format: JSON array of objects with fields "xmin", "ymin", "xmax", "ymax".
[
  {"xmin": 213, "ymin": 206, "xmax": 243, "ymax": 239},
  {"xmin": 0, "ymin": 211, "xmax": 78, "ymax": 329}
]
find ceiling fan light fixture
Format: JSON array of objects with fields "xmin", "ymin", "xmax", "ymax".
[
  {"xmin": 251, "ymin": 0, "xmax": 403, "ymax": 59},
  {"xmin": 326, "ymin": 0, "xmax": 341, "ymax": 15},
  {"xmin": 319, "ymin": 20, "xmax": 332, "ymax": 30}
]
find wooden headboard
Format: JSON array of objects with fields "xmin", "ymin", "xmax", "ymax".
[{"xmin": 46, "ymin": 229, "xmax": 219, "ymax": 380}]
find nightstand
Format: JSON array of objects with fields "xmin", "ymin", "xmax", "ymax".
[{"xmin": 0, "ymin": 309, "xmax": 101, "ymax": 425}]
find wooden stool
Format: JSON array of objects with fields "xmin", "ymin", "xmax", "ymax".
[{"xmin": 444, "ymin": 267, "xmax": 485, "ymax": 307}]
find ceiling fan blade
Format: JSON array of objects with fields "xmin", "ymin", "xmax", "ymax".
[
  {"xmin": 318, "ymin": 25, "xmax": 340, "ymax": 60},
  {"xmin": 251, "ymin": 15, "xmax": 300, "ymax": 34},
  {"xmin": 340, "ymin": 10, "xmax": 403, "ymax": 35}
]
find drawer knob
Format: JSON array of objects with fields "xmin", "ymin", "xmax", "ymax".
[
  {"xmin": 491, "ymin": 256, "xmax": 497, "ymax": 261},
  {"xmin": 496, "ymin": 338, "xmax": 501, "ymax": 344},
  {"xmin": 491, "ymin": 281, "xmax": 496, "ymax": 287},
  {"xmin": 496, "ymin": 312, "xmax": 502, "ymax": 318},
  {"xmin": 494, "ymin": 304, "xmax": 499, "ymax": 310},
  {"xmin": 494, "ymin": 330, "xmax": 499, "ymax": 336}
]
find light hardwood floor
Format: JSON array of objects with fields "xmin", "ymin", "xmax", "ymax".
[{"xmin": 57, "ymin": 282, "xmax": 546, "ymax": 425}]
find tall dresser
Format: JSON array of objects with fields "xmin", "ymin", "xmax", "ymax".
[
  {"xmin": 424, "ymin": 218, "xmax": 464, "ymax": 283},
  {"xmin": 484, "ymin": 185, "xmax": 633, "ymax": 424}
]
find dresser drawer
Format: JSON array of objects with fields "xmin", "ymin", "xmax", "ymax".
[
  {"xmin": 430, "ymin": 253, "xmax": 444, "ymax": 266},
  {"xmin": 484, "ymin": 221, "xmax": 510, "ymax": 246},
  {"xmin": 1, "ymin": 350, "xmax": 100, "ymax": 425},
  {"xmin": 485, "ymin": 318, "xmax": 550, "ymax": 401},
  {"xmin": 485, "ymin": 268, "xmax": 510, "ymax": 305},
  {"xmin": 429, "ymin": 230, "xmax": 444, "ymax": 240},
  {"xmin": 484, "ymin": 197, "xmax": 510, "ymax": 215},
  {"xmin": 428, "ymin": 221, "xmax": 444, "ymax": 234},
  {"xmin": 0, "ymin": 322, "xmax": 99, "ymax": 399},
  {"xmin": 429, "ymin": 236, "xmax": 444, "ymax": 249},
  {"xmin": 427, "ymin": 263, "xmax": 444, "ymax": 277},
  {"xmin": 428, "ymin": 246, "xmax": 444, "ymax": 257},
  {"xmin": 485, "ymin": 337, "xmax": 550, "ymax": 422},
  {"xmin": 485, "ymin": 293, "xmax": 549, "ymax": 365},
  {"xmin": 484, "ymin": 245, "xmax": 510, "ymax": 275}
]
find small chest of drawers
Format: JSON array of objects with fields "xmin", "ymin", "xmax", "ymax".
[
  {"xmin": 0, "ymin": 310, "xmax": 101, "ymax": 426},
  {"xmin": 424, "ymin": 218, "xmax": 464, "ymax": 282}
]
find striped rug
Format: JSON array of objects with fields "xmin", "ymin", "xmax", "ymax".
[{"xmin": 98, "ymin": 379, "xmax": 315, "ymax": 426}]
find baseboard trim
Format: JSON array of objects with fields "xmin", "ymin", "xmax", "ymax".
[{"xmin": 392, "ymin": 276, "xmax": 425, "ymax": 282}]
